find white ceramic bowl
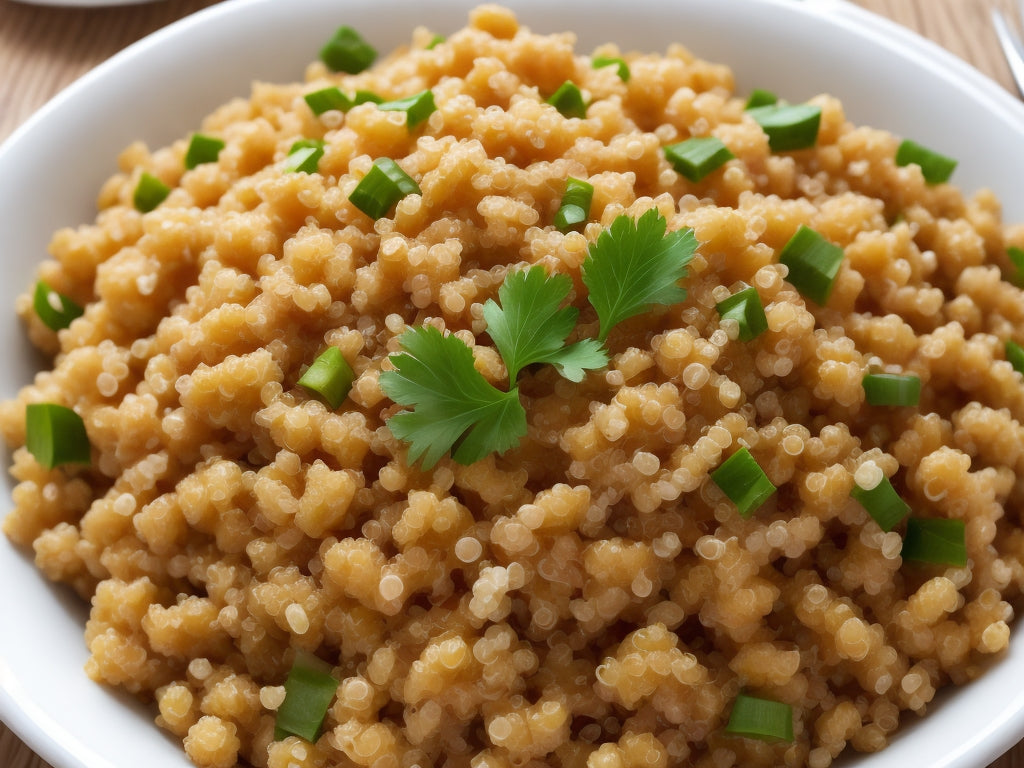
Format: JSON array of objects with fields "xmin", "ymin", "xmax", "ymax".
[{"xmin": 3, "ymin": 1, "xmax": 1024, "ymax": 767}]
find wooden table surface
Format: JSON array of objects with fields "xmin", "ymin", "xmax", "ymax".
[{"xmin": 1, "ymin": 0, "xmax": 1024, "ymax": 766}]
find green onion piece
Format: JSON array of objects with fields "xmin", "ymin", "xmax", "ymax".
[
  {"xmin": 354, "ymin": 90, "xmax": 384, "ymax": 105},
  {"xmin": 592, "ymin": 55, "xmax": 630, "ymax": 82},
  {"xmin": 274, "ymin": 651, "xmax": 338, "ymax": 742},
  {"xmin": 133, "ymin": 172, "xmax": 171, "ymax": 213},
  {"xmin": 895, "ymin": 139, "xmax": 957, "ymax": 185},
  {"xmin": 901, "ymin": 517, "xmax": 967, "ymax": 567},
  {"xmin": 283, "ymin": 139, "xmax": 325, "ymax": 174},
  {"xmin": 554, "ymin": 176, "xmax": 594, "ymax": 232},
  {"xmin": 744, "ymin": 89, "xmax": 778, "ymax": 109},
  {"xmin": 298, "ymin": 347, "xmax": 355, "ymax": 409},
  {"xmin": 664, "ymin": 136, "xmax": 735, "ymax": 183},
  {"xmin": 304, "ymin": 87, "xmax": 353, "ymax": 116},
  {"xmin": 426, "ymin": 34, "xmax": 445, "ymax": 50},
  {"xmin": 1007, "ymin": 339, "xmax": 1024, "ymax": 374},
  {"xmin": 850, "ymin": 474, "xmax": 910, "ymax": 532},
  {"xmin": 1006, "ymin": 246, "xmax": 1024, "ymax": 287},
  {"xmin": 320, "ymin": 26, "xmax": 376, "ymax": 74},
  {"xmin": 778, "ymin": 225, "xmax": 844, "ymax": 305},
  {"xmin": 184, "ymin": 133, "xmax": 225, "ymax": 170},
  {"xmin": 726, "ymin": 693, "xmax": 794, "ymax": 742},
  {"xmin": 716, "ymin": 285, "xmax": 768, "ymax": 342},
  {"xmin": 349, "ymin": 157, "xmax": 421, "ymax": 220},
  {"xmin": 747, "ymin": 103, "xmax": 821, "ymax": 152},
  {"xmin": 378, "ymin": 89, "xmax": 436, "ymax": 129},
  {"xmin": 547, "ymin": 81, "xmax": 587, "ymax": 119},
  {"xmin": 862, "ymin": 373, "xmax": 921, "ymax": 407},
  {"xmin": 33, "ymin": 280, "xmax": 83, "ymax": 331},
  {"xmin": 711, "ymin": 446, "xmax": 776, "ymax": 518},
  {"xmin": 25, "ymin": 403, "xmax": 91, "ymax": 469}
]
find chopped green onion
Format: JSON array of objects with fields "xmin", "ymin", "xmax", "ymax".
[
  {"xmin": 349, "ymin": 157, "xmax": 421, "ymax": 220},
  {"xmin": 592, "ymin": 55, "xmax": 630, "ymax": 82},
  {"xmin": 716, "ymin": 285, "xmax": 767, "ymax": 342},
  {"xmin": 1007, "ymin": 339, "xmax": 1024, "ymax": 375},
  {"xmin": 778, "ymin": 225, "xmax": 843, "ymax": 305},
  {"xmin": 725, "ymin": 693, "xmax": 794, "ymax": 742},
  {"xmin": 320, "ymin": 26, "xmax": 376, "ymax": 74},
  {"xmin": 747, "ymin": 103, "xmax": 821, "ymax": 152},
  {"xmin": 184, "ymin": 133, "xmax": 225, "ymax": 170},
  {"xmin": 25, "ymin": 403, "xmax": 91, "ymax": 469},
  {"xmin": 554, "ymin": 177, "xmax": 594, "ymax": 232},
  {"xmin": 901, "ymin": 517, "xmax": 967, "ymax": 567},
  {"xmin": 547, "ymin": 81, "xmax": 587, "ymax": 119},
  {"xmin": 862, "ymin": 373, "xmax": 921, "ymax": 407},
  {"xmin": 744, "ymin": 89, "xmax": 778, "ymax": 109},
  {"xmin": 283, "ymin": 139, "xmax": 325, "ymax": 174},
  {"xmin": 895, "ymin": 139, "xmax": 957, "ymax": 185},
  {"xmin": 711, "ymin": 446, "xmax": 776, "ymax": 518},
  {"xmin": 133, "ymin": 172, "xmax": 171, "ymax": 213},
  {"xmin": 426, "ymin": 34, "xmax": 445, "ymax": 50},
  {"xmin": 850, "ymin": 474, "xmax": 910, "ymax": 532},
  {"xmin": 354, "ymin": 90, "xmax": 383, "ymax": 105},
  {"xmin": 664, "ymin": 136, "xmax": 735, "ymax": 183},
  {"xmin": 304, "ymin": 87, "xmax": 353, "ymax": 116},
  {"xmin": 1006, "ymin": 246, "xmax": 1024, "ymax": 287},
  {"xmin": 378, "ymin": 89, "xmax": 436, "ymax": 129},
  {"xmin": 33, "ymin": 280, "xmax": 83, "ymax": 331},
  {"xmin": 298, "ymin": 347, "xmax": 355, "ymax": 409},
  {"xmin": 274, "ymin": 651, "xmax": 338, "ymax": 742}
]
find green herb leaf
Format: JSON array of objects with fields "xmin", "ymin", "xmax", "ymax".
[
  {"xmin": 726, "ymin": 693, "xmax": 794, "ymax": 742},
  {"xmin": 33, "ymin": 280, "xmax": 83, "ymax": 331},
  {"xmin": 25, "ymin": 403, "xmax": 91, "ymax": 469},
  {"xmin": 901, "ymin": 517, "xmax": 967, "ymax": 567},
  {"xmin": 274, "ymin": 651, "xmax": 338, "ymax": 742},
  {"xmin": 320, "ymin": 26, "xmax": 376, "ymax": 74}
]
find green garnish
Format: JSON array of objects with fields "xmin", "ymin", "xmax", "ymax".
[
  {"xmin": 133, "ymin": 172, "xmax": 171, "ymax": 213},
  {"xmin": 482, "ymin": 265, "xmax": 607, "ymax": 383},
  {"xmin": 711, "ymin": 446, "xmax": 776, "ymax": 518},
  {"xmin": 581, "ymin": 208, "xmax": 698, "ymax": 342},
  {"xmin": 850, "ymin": 474, "xmax": 910, "ymax": 532},
  {"xmin": 378, "ymin": 89, "xmax": 437, "ymax": 129},
  {"xmin": 1007, "ymin": 339, "xmax": 1024, "ymax": 374},
  {"xmin": 304, "ymin": 87, "xmax": 353, "ymax": 116},
  {"xmin": 298, "ymin": 347, "xmax": 355, "ymax": 409},
  {"xmin": 319, "ymin": 26, "xmax": 377, "ymax": 74},
  {"xmin": 726, "ymin": 693, "xmax": 794, "ymax": 742},
  {"xmin": 1006, "ymin": 246, "xmax": 1024, "ymax": 287},
  {"xmin": 25, "ymin": 403, "xmax": 91, "ymax": 469},
  {"xmin": 33, "ymin": 281, "xmax": 83, "ymax": 331},
  {"xmin": 715, "ymin": 285, "xmax": 767, "ymax": 342},
  {"xmin": 283, "ymin": 139, "xmax": 325, "ymax": 174},
  {"xmin": 349, "ymin": 157, "xmax": 421, "ymax": 220},
  {"xmin": 901, "ymin": 517, "xmax": 967, "ymax": 567},
  {"xmin": 862, "ymin": 373, "xmax": 921, "ymax": 407},
  {"xmin": 895, "ymin": 139, "xmax": 957, "ymax": 185},
  {"xmin": 592, "ymin": 55, "xmax": 630, "ymax": 81},
  {"xmin": 744, "ymin": 89, "xmax": 778, "ymax": 109},
  {"xmin": 554, "ymin": 176, "xmax": 594, "ymax": 232},
  {"xmin": 547, "ymin": 81, "xmax": 587, "ymax": 119},
  {"xmin": 426, "ymin": 34, "xmax": 445, "ymax": 50},
  {"xmin": 747, "ymin": 103, "xmax": 821, "ymax": 151},
  {"xmin": 354, "ymin": 90, "xmax": 384, "ymax": 105},
  {"xmin": 274, "ymin": 651, "xmax": 339, "ymax": 742},
  {"xmin": 664, "ymin": 136, "xmax": 735, "ymax": 183},
  {"xmin": 778, "ymin": 225, "xmax": 843, "ymax": 306},
  {"xmin": 184, "ymin": 133, "xmax": 225, "ymax": 170}
]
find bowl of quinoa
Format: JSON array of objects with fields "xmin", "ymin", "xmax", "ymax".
[{"xmin": 5, "ymin": 1, "xmax": 1024, "ymax": 768}]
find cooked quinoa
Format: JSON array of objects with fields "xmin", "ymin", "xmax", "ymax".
[{"xmin": 5, "ymin": 5, "xmax": 1024, "ymax": 767}]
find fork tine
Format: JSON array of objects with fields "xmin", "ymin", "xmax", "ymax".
[{"xmin": 993, "ymin": 7, "xmax": 1024, "ymax": 98}]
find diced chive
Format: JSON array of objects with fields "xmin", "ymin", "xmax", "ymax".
[
  {"xmin": 33, "ymin": 280, "xmax": 83, "ymax": 331},
  {"xmin": 25, "ymin": 403, "xmax": 91, "ymax": 469},
  {"xmin": 547, "ymin": 81, "xmax": 587, "ymax": 119},
  {"xmin": 184, "ymin": 133, "xmax": 225, "ymax": 170},
  {"xmin": 716, "ymin": 285, "xmax": 768, "ymax": 342},
  {"xmin": 664, "ymin": 136, "xmax": 735, "ymax": 183},
  {"xmin": 725, "ymin": 694, "xmax": 794, "ymax": 742},
  {"xmin": 320, "ymin": 25, "xmax": 376, "ymax": 74},
  {"xmin": 554, "ymin": 176, "xmax": 594, "ymax": 232},
  {"xmin": 747, "ymin": 103, "xmax": 821, "ymax": 152},
  {"xmin": 133, "ymin": 172, "xmax": 171, "ymax": 213},
  {"xmin": 378, "ymin": 89, "xmax": 436, "ymax": 129},
  {"xmin": 777, "ymin": 225, "xmax": 843, "ymax": 305},
  {"xmin": 298, "ymin": 347, "xmax": 355, "ymax": 409},
  {"xmin": 1007, "ymin": 339, "xmax": 1024, "ymax": 375},
  {"xmin": 349, "ymin": 157, "xmax": 421, "ymax": 220},
  {"xmin": 850, "ymin": 475, "xmax": 910, "ymax": 532},
  {"xmin": 1007, "ymin": 246, "xmax": 1024, "ymax": 287},
  {"xmin": 895, "ymin": 139, "xmax": 957, "ymax": 185},
  {"xmin": 426, "ymin": 34, "xmax": 445, "ymax": 50},
  {"xmin": 711, "ymin": 446, "xmax": 777, "ymax": 518},
  {"xmin": 744, "ymin": 89, "xmax": 778, "ymax": 109},
  {"xmin": 304, "ymin": 87, "xmax": 353, "ymax": 116},
  {"xmin": 274, "ymin": 651, "xmax": 338, "ymax": 742},
  {"xmin": 592, "ymin": 55, "xmax": 630, "ymax": 82},
  {"xmin": 283, "ymin": 139, "xmax": 325, "ymax": 174},
  {"xmin": 901, "ymin": 517, "xmax": 967, "ymax": 567},
  {"xmin": 862, "ymin": 373, "xmax": 921, "ymax": 407},
  {"xmin": 354, "ymin": 90, "xmax": 383, "ymax": 105}
]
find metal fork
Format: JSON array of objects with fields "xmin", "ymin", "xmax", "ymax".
[{"xmin": 993, "ymin": 1, "xmax": 1024, "ymax": 97}]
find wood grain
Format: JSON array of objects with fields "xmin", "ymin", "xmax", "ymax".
[{"xmin": 0, "ymin": 0, "xmax": 1022, "ymax": 766}]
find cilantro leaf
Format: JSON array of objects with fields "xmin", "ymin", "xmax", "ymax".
[
  {"xmin": 379, "ymin": 325, "xmax": 527, "ymax": 469},
  {"xmin": 581, "ymin": 208, "xmax": 698, "ymax": 341},
  {"xmin": 482, "ymin": 265, "xmax": 608, "ymax": 382}
]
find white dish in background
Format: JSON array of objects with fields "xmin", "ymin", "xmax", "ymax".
[{"xmin": 2, "ymin": 1, "xmax": 1024, "ymax": 767}]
